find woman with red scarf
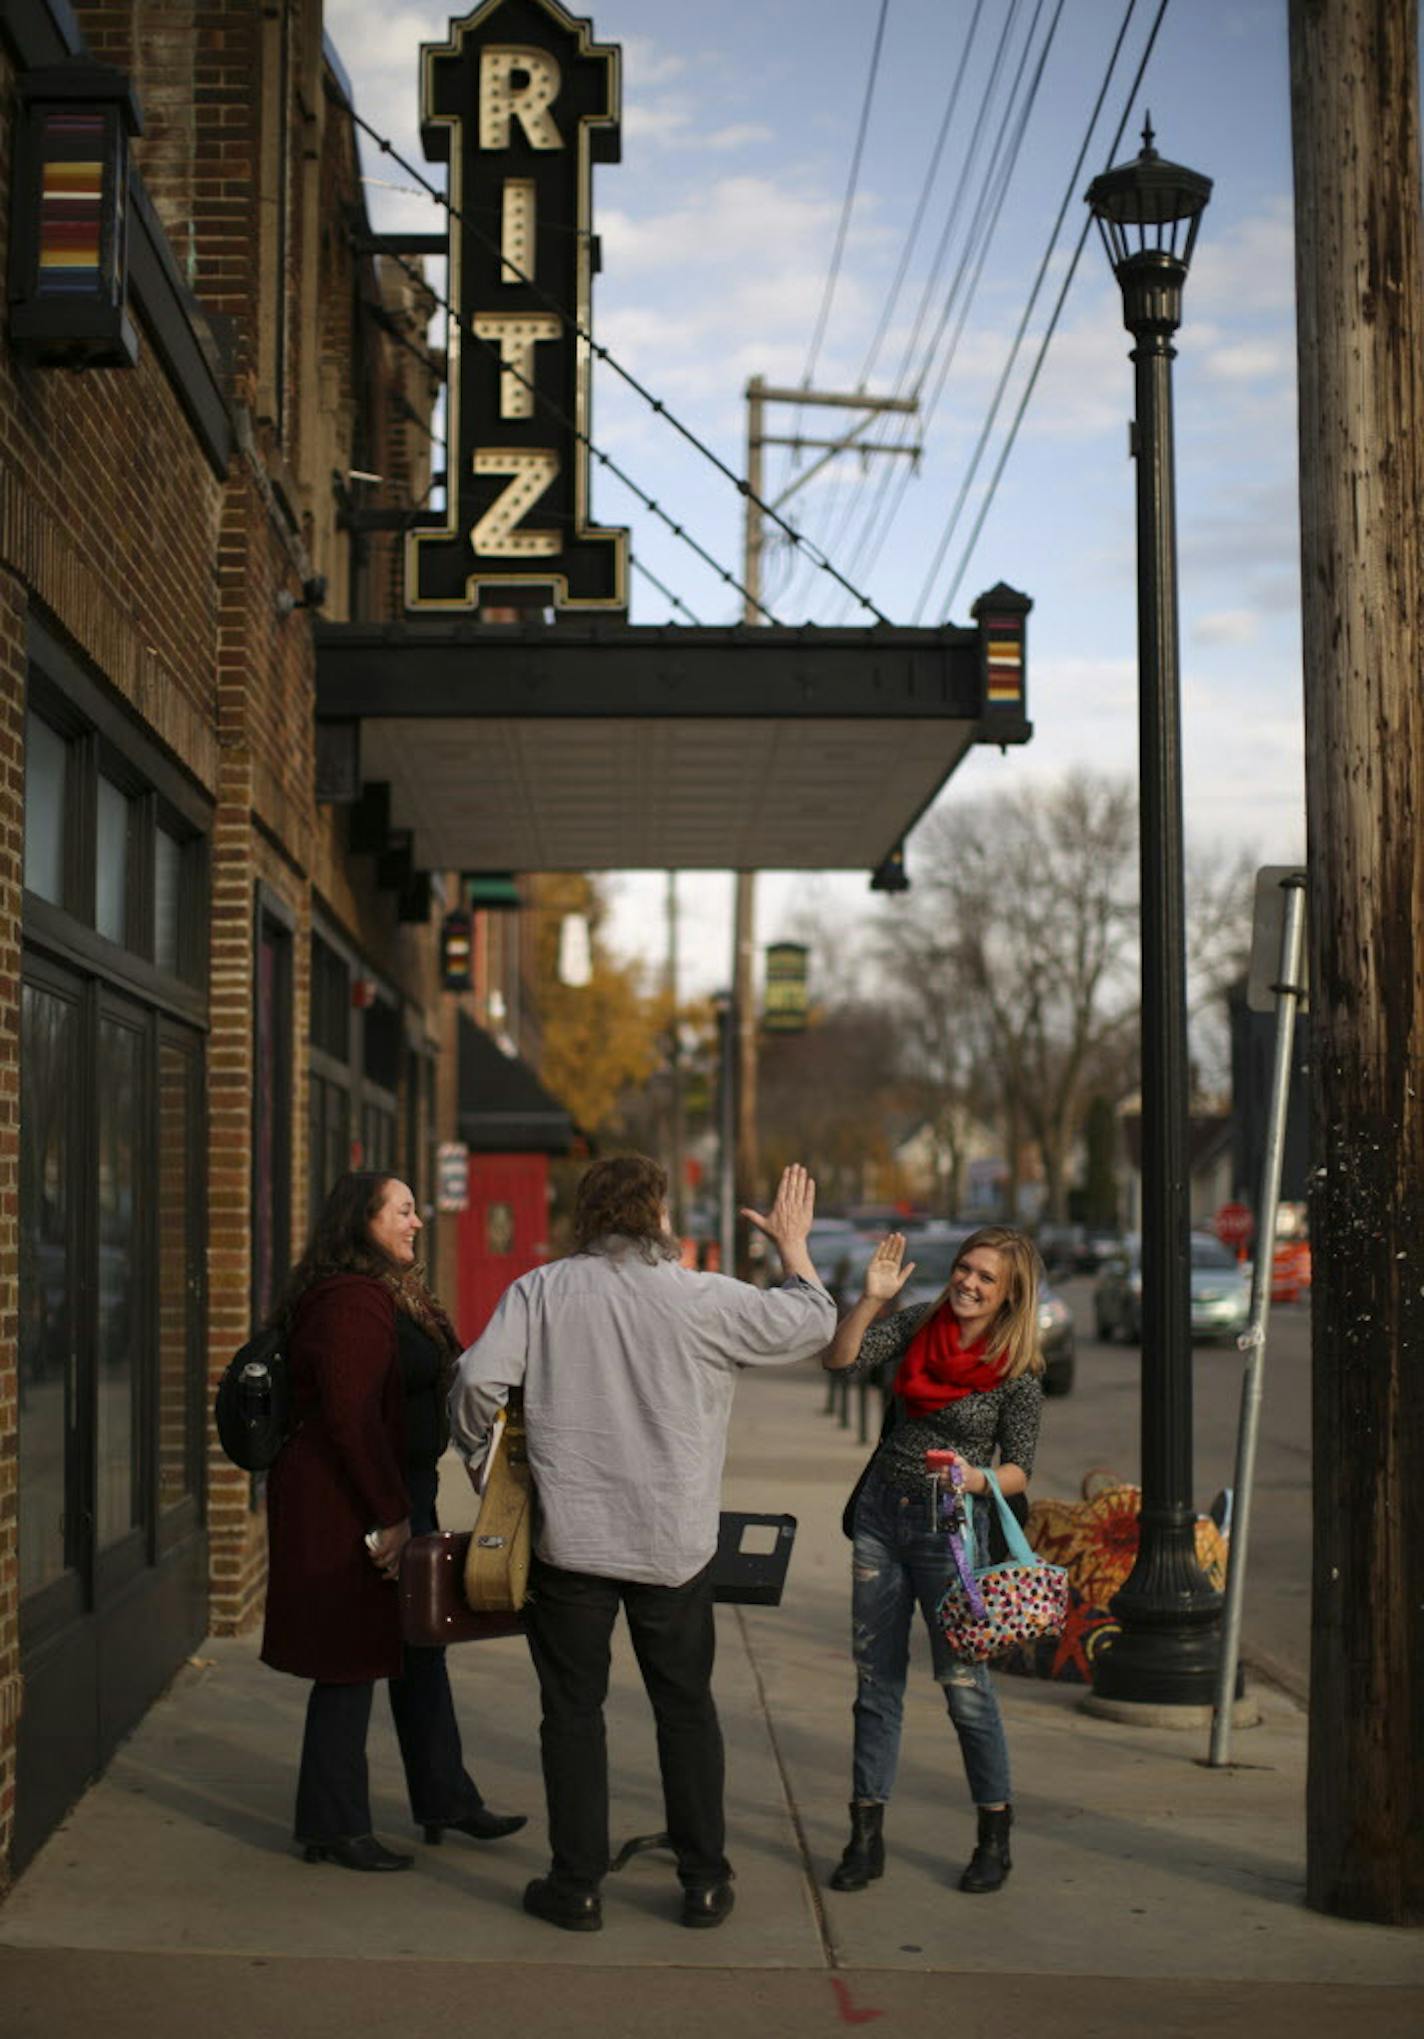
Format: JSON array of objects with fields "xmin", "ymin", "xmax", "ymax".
[{"xmin": 821, "ymin": 1226, "xmax": 1044, "ymax": 1898}]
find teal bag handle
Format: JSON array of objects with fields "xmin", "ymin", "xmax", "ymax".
[{"xmin": 963, "ymin": 1468, "xmax": 1038, "ymax": 1568}]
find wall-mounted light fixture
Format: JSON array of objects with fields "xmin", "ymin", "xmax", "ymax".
[
  {"xmin": 275, "ymin": 575, "xmax": 328, "ymax": 618},
  {"xmin": 8, "ymin": 61, "xmax": 143, "ymax": 368}
]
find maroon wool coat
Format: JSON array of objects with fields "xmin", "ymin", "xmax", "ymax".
[{"xmin": 261, "ymin": 1275, "xmax": 409, "ymax": 1684}]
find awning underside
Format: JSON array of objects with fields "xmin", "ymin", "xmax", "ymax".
[{"xmin": 355, "ymin": 714, "xmax": 978, "ymax": 871}]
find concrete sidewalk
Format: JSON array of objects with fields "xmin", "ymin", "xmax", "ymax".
[{"xmin": 2, "ymin": 1364, "xmax": 1420, "ymax": 2036}]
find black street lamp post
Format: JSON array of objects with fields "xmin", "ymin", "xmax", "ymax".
[{"xmin": 1086, "ymin": 125, "xmax": 1222, "ymax": 1707}]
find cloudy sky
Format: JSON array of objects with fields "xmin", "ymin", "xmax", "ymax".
[{"xmin": 325, "ymin": 0, "xmax": 1304, "ymax": 995}]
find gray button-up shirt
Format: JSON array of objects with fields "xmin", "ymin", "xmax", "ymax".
[{"xmin": 449, "ymin": 1240, "xmax": 836, "ymax": 1587}]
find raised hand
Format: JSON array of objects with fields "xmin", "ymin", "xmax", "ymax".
[
  {"xmin": 741, "ymin": 1163, "xmax": 816, "ymax": 1250},
  {"xmin": 864, "ymin": 1232, "xmax": 917, "ymax": 1303}
]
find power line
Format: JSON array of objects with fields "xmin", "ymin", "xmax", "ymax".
[
  {"xmin": 785, "ymin": 0, "xmax": 1031, "ymax": 612},
  {"xmin": 857, "ymin": 0, "xmax": 989, "ymax": 390},
  {"xmin": 347, "ymin": 109, "xmax": 892, "ymax": 625},
  {"xmin": 802, "ymin": 0, "xmax": 893, "ymax": 390},
  {"xmin": 911, "ymin": 0, "xmax": 1144, "ymax": 621},
  {"xmin": 934, "ymin": 0, "xmax": 1174, "ymax": 619},
  {"xmin": 828, "ymin": 0, "xmax": 1062, "ymax": 614}
]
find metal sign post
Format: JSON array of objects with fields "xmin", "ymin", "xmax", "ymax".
[{"xmin": 1209, "ymin": 868, "xmax": 1307, "ymax": 1764}]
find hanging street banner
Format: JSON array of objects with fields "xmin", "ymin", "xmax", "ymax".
[
  {"xmin": 409, "ymin": 0, "xmax": 629, "ymax": 613},
  {"xmin": 763, "ymin": 941, "xmax": 810, "ymax": 1034}
]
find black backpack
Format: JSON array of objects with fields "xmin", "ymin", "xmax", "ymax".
[{"xmin": 214, "ymin": 1325, "xmax": 294, "ymax": 1472}]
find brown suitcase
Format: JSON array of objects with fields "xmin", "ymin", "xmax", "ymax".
[{"xmin": 399, "ymin": 1530, "xmax": 526, "ymax": 1647}]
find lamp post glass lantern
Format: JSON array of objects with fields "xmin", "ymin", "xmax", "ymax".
[{"xmin": 1086, "ymin": 123, "xmax": 1222, "ymax": 1707}]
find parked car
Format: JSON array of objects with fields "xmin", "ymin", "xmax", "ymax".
[
  {"xmin": 1073, "ymin": 1228, "xmax": 1125, "ymax": 1274},
  {"xmin": 806, "ymin": 1216, "xmax": 861, "ymax": 1292},
  {"xmin": 1093, "ymin": 1233, "xmax": 1251, "ymax": 1345},
  {"xmin": 1037, "ymin": 1280, "xmax": 1076, "ymax": 1397}
]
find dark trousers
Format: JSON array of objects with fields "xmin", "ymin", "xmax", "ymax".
[
  {"xmin": 525, "ymin": 1554, "xmax": 729, "ymax": 1894},
  {"xmin": 294, "ymin": 1643, "xmax": 487, "ymax": 1842}
]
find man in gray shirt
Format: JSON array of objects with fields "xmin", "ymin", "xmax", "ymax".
[{"xmin": 450, "ymin": 1155, "xmax": 834, "ymax": 1934}]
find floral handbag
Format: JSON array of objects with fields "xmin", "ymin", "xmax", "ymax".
[{"xmin": 937, "ymin": 1468, "xmax": 1070, "ymax": 1663}]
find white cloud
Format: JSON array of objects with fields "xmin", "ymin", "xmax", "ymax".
[
  {"xmin": 1193, "ymin": 608, "xmax": 1261, "ymax": 646},
  {"xmin": 706, "ymin": 124, "xmax": 774, "ymax": 151},
  {"xmin": 1204, "ymin": 340, "xmax": 1293, "ymax": 383}
]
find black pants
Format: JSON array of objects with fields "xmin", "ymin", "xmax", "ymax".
[
  {"xmin": 294, "ymin": 1491, "xmax": 484, "ymax": 1843},
  {"xmin": 294, "ymin": 1644, "xmax": 487, "ymax": 1842},
  {"xmin": 525, "ymin": 1554, "xmax": 728, "ymax": 1894}
]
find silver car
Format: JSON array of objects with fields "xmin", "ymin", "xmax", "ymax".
[{"xmin": 1093, "ymin": 1232, "xmax": 1251, "ymax": 1345}]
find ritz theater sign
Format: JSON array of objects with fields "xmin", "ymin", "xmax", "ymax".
[{"xmin": 408, "ymin": 0, "xmax": 629, "ymax": 612}]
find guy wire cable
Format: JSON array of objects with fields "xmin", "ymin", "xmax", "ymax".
[
  {"xmin": 377, "ymin": 241, "xmax": 786, "ymax": 623},
  {"xmin": 347, "ymin": 109, "xmax": 892, "ymax": 625},
  {"xmin": 827, "ymin": 0, "xmax": 1061, "ymax": 618},
  {"xmin": 785, "ymin": 0, "xmax": 1030, "ymax": 614},
  {"xmin": 933, "ymin": 0, "xmax": 1174, "ymax": 619},
  {"xmin": 909, "ymin": 0, "xmax": 1143, "ymax": 621},
  {"xmin": 630, "ymin": 553, "xmax": 702, "ymax": 623}
]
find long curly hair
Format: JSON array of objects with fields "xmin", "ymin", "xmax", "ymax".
[
  {"xmin": 272, "ymin": 1170, "xmax": 460, "ymax": 1358},
  {"xmin": 924, "ymin": 1225, "xmax": 1044, "ymax": 1380},
  {"xmin": 571, "ymin": 1154, "xmax": 677, "ymax": 1262}
]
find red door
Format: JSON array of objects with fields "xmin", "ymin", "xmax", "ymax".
[{"xmin": 457, "ymin": 1153, "xmax": 551, "ymax": 1342}]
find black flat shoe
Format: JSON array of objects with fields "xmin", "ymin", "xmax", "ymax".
[
  {"xmin": 302, "ymin": 1835, "xmax": 413, "ymax": 1872},
  {"xmin": 680, "ymin": 1878, "xmax": 736, "ymax": 1929},
  {"xmin": 423, "ymin": 1808, "xmax": 528, "ymax": 1845},
  {"xmin": 523, "ymin": 1875, "xmax": 602, "ymax": 1932}
]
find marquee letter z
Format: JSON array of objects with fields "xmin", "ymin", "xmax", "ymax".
[{"xmin": 471, "ymin": 448, "xmax": 561, "ymax": 557}]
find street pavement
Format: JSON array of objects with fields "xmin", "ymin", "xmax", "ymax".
[
  {"xmin": 1, "ymin": 1355, "xmax": 1420, "ymax": 2037},
  {"xmin": 1041, "ymin": 1275, "xmax": 1313, "ymax": 1697}
]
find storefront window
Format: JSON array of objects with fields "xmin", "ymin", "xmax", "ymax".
[
  {"xmin": 95, "ymin": 775, "xmax": 131, "ymax": 945},
  {"xmin": 23, "ymin": 714, "xmax": 67, "ymax": 906},
  {"xmin": 154, "ymin": 827, "xmax": 182, "ymax": 975}
]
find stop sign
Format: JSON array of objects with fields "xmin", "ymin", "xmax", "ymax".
[{"xmin": 1215, "ymin": 1202, "xmax": 1255, "ymax": 1248}]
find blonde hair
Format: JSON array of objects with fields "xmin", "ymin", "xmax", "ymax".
[{"xmin": 925, "ymin": 1226, "xmax": 1044, "ymax": 1380}]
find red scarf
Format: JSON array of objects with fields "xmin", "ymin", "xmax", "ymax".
[{"xmin": 893, "ymin": 1306, "xmax": 1005, "ymax": 1417}]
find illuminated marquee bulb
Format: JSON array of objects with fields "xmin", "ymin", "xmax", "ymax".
[
  {"xmin": 501, "ymin": 178, "xmax": 536, "ymax": 284},
  {"xmin": 472, "ymin": 448, "xmax": 560, "ymax": 555},
  {"xmin": 473, "ymin": 312, "xmax": 561, "ymax": 418},
  {"xmin": 480, "ymin": 47, "xmax": 563, "ymax": 151}
]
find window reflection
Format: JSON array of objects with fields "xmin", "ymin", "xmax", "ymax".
[
  {"xmin": 96, "ymin": 1018, "xmax": 140, "ymax": 1548},
  {"xmin": 95, "ymin": 777, "xmax": 130, "ymax": 945},
  {"xmin": 157, "ymin": 1042, "xmax": 196, "ymax": 1510},
  {"xmin": 23, "ymin": 716, "xmax": 67, "ymax": 906},
  {"xmin": 154, "ymin": 827, "xmax": 182, "ymax": 974},
  {"xmin": 19, "ymin": 984, "xmax": 74, "ymax": 1599}
]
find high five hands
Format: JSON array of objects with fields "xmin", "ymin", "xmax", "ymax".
[
  {"xmin": 741, "ymin": 1163, "xmax": 816, "ymax": 1252},
  {"xmin": 864, "ymin": 1232, "xmax": 917, "ymax": 1303}
]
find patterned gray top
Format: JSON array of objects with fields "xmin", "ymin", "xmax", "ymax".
[{"xmin": 843, "ymin": 1303, "xmax": 1043, "ymax": 1497}]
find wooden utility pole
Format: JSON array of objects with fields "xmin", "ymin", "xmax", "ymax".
[
  {"xmin": 1290, "ymin": 0, "xmax": 1424, "ymax": 1924},
  {"xmin": 733, "ymin": 376, "xmax": 919, "ymax": 1271}
]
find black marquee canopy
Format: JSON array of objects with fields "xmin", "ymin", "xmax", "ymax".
[{"xmin": 314, "ymin": 592, "xmax": 1032, "ymax": 875}]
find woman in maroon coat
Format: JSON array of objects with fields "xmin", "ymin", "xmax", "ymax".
[{"xmin": 263, "ymin": 1170, "xmax": 526, "ymax": 1871}]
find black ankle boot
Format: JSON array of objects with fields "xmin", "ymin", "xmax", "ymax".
[
  {"xmin": 829, "ymin": 1802, "xmax": 885, "ymax": 1892},
  {"xmin": 959, "ymin": 1804, "xmax": 1013, "ymax": 1893}
]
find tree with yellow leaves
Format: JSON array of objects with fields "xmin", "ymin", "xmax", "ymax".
[{"xmin": 525, "ymin": 873, "xmax": 664, "ymax": 1138}]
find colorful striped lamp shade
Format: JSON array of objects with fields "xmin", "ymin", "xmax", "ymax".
[{"xmin": 9, "ymin": 63, "xmax": 142, "ymax": 367}]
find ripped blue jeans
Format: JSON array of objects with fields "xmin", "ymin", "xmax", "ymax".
[{"xmin": 848, "ymin": 1470, "xmax": 1011, "ymax": 1808}]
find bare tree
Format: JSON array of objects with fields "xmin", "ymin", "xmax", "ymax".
[{"xmin": 904, "ymin": 772, "xmax": 1142, "ymax": 1221}]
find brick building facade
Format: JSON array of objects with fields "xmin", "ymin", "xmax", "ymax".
[{"xmin": 0, "ymin": 0, "xmax": 490, "ymax": 1883}]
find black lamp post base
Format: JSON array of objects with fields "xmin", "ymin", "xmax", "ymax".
[{"xmin": 1091, "ymin": 1612, "xmax": 1226, "ymax": 1709}]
